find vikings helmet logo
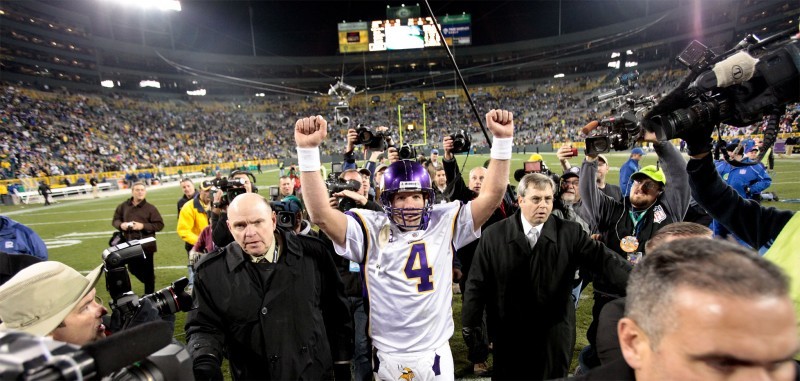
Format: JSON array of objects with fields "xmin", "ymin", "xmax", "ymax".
[{"xmin": 399, "ymin": 367, "xmax": 415, "ymax": 381}]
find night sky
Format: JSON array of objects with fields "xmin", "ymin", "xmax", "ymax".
[{"xmin": 59, "ymin": 0, "xmax": 689, "ymax": 56}]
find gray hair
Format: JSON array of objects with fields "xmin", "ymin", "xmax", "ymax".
[
  {"xmin": 626, "ymin": 238, "xmax": 788, "ymax": 346},
  {"xmin": 644, "ymin": 222, "xmax": 713, "ymax": 253},
  {"xmin": 516, "ymin": 173, "xmax": 555, "ymax": 198}
]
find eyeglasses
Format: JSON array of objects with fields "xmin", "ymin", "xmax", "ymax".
[
  {"xmin": 562, "ymin": 180, "xmax": 579, "ymax": 187},
  {"xmin": 633, "ymin": 179, "xmax": 660, "ymax": 192}
]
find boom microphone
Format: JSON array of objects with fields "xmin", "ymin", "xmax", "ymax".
[
  {"xmin": 692, "ymin": 50, "xmax": 759, "ymax": 91},
  {"xmin": 581, "ymin": 120, "xmax": 599, "ymax": 136}
]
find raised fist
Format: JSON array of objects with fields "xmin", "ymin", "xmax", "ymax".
[
  {"xmin": 295, "ymin": 115, "xmax": 328, "ymax": 148},
  {"xmin": 486, "ymin": 109, "xmax": 513, "ymax": 139}
]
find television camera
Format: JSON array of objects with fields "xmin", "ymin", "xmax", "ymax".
[
  {"xmin": 0, "ymin": 321, "xmax": 192, "ymax": 381},
  {"xmin": 583, "ymin": 27, "xmax": 799, "ymax": 164},
  {"xmin": 206, "ymin": 170, "xmax": 258, "ymax": 208},
  {"xmin": 102, "ymin": 238, "xmax": 193, "ymax": 330}
]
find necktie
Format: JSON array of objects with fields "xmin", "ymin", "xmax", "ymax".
[{"xmin": 527, "ymin": 229, "xmax": 539, "ymax": 249}]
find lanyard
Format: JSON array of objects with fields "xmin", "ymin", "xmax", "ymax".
[{"xmin": 628, "ymin": 210, "xmax": 647, "ymax": 237}]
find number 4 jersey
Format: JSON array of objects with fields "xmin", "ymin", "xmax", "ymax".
[{"xmin": 335, "ymin": 201, "xmax": 480, "ymax": 354}]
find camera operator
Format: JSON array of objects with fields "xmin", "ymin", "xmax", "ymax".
[
  {"xmin": 186, "ymin": 193, "xmax": 352, "ymax": 381},
  {"xmin": 0, "ymin": 262, "xmax": 108, "ymax": 346},
  {"xmin": 578, "ymin": 137, "xmax": 690, "ymax": 370},
  {"xmin": 177, "ymin": 181, "xmax": 212, "ymax": 290},
  {"xmin": 210, "ymin": 170, "xmax": 255, "ymax": 248},
  {"xmin": 111, "ymin": 181, "xmax": 165, "ymax": 295},
  {"xmin": 330, "ymin": 169, "xmax": 383, "ymax": 213},
  {"xmin": 280, "ymin": 195, "xmax": 315, "ymax": 237}
]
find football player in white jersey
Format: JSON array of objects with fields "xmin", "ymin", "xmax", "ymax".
[{"xmin": 295, "ymin": 110, "xmax": 514, "ymax": 381}]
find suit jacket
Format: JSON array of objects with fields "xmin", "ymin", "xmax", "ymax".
[{"xmin": 463, "ymin": 212, "xmax": 631, "ymax": 380}]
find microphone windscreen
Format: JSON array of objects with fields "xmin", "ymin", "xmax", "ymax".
[
  {"xmin": 513, "ymin": 169, "xmax": 526, "ymax": 182},
  {"xmin": 581, "ymin": 120, "xmax": 599, "ymax": 135},
  {"xmin": 83, "ymin": 320, "xmax": 172, "ymax": 377}
]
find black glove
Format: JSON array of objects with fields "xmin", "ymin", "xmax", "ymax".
[
  {"xmin": 333, "ymin": 362, "xmax": 351, "ymax": 380},
  {"xmin": 193, "ymin": 354, "xmax": 223, "ymax": 381},
  {"xmin": 462, "ymin": 326, "xmax": 489, "ymax": 363}
]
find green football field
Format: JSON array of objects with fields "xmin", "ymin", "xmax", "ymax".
[{"xmin": 3, "ymin": 151, "xmax": 799, "ymax": 378}]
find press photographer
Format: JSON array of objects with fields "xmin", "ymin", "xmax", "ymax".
[
  {"xmin": 328, "ymin": 169, "xmax": 383, "ymax": 213},
  {"xmin": 210, "ymin": 170, "xmax": 258, "ymax": 248},
  {"xmin": 271, "ymin": 195, "xmax": 316, "ymax": 237},
  {"xmin": 0, "ymin": 261, "xmax": 192, "ymax": 380}
]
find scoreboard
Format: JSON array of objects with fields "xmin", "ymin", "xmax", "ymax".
[{"xmin": 338, "ymin": 14, "xmax": 471, "ymax": 54}]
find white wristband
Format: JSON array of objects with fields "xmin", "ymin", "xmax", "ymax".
[
  {"xmin": 490, "ymin": 137, "xmax": 513, "ymax": 160},
  {"xmin": 296, "ymin": 147, "xmax": 321, "ymax": 172}
]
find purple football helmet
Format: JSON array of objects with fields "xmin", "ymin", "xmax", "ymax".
[{"xmin": 380, "ymin": 160, "xmax": 436, "ymax": 230}]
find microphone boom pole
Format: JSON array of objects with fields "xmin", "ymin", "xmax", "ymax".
[{"xmin": 421, "ymin": 0, "xmax": 494, "ymax": 148}]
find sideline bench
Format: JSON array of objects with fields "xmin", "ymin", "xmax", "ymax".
[{"xmin": 11, "ymin": 182, "xmax": 112, "ymax": 204}]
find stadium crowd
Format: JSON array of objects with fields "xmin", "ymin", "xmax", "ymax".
[{"xmin": 7, "ymin": 64, "xmax": 787, "ymax": 183}]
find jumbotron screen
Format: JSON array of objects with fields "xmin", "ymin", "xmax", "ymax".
[{"xmin": 338, "ymin": 14, "xmax": 471, "ymax": 53}]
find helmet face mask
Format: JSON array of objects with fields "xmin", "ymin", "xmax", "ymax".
[{"xmin": 380, "ymin": 160, "xmax": 435, "ymax": 230}]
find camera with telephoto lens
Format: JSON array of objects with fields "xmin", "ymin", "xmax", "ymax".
[
  {"xmin": 449, "ymin": 130, "xmax": 472, "ymax": 154},
  {"xmin": 398, "ymin": 143, "xmax": 417, "ymax": 160},
  {"xmin": 209, "ymin": 170, "xmax": 258, "ymax": 208},
  {"xmin": 325, "ymin": 177, "xmax": 362, "ymax": 212},
  {"xmin": 102, "ymin": 239, "xmax": 193, "ymax": 328},
  {"xmin": 585, "ymin": 96, "xmax": 656, "ymax": 155},
  {"xmin": 355, "ymin": 125, "xmax": 388, "ymax": 150},
  {"xmin": 270, "ymin": 201, "xmax": 297, "ymax": 231}
]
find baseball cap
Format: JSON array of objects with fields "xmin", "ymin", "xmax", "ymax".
[
  {"xmin": 358, "ymin": 168, "xmax": 372, "ymax": 178},
  {"xmin": 528, "ymin": 153, "xmax": 543, "ymax": 162},
  {"xmin": 430, "ymin": 149, "xmax": 439, "ymax": 155},
  {"xmin": 375, "ymin": 164, "xmax": 389, "ymax": 174},
  {"xmin": 200, "ymin": 180, "xmax": 212, "ymax": 191},
  {"xmin": 749, "ymin": 146, "xmax": 759, "ymax": 152},
  {"xmin": 281, "ymin": 195, "xmax": 303, "ymax": 213},
  {"xmin": 631, "ymin": 147, "xmax": 646, "ymax": 155},
  {"xmin": 726, "ymin": 143, "xmax": 739, "ymax": 152},
  {"xmin": 596, "ymin": 154, "xmax": 609, "ymax": 164},
  {"xmin": 561, "ymin": 169, "xmax": 579, "ymax": 181},
  {"xmin": 630, "ymin": 165, "xmax": 666, "ymax": 185},
  {"xmin": 0, "ymin": 262, "xmax": 103, "ymax": 336}
]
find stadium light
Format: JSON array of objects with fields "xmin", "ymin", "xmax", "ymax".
[
  {"xmin": 139, "ymin": 80, "xmax": 161, "ymax": 88},
  {"xmin": 255, "ymin": 93, "xmax": 265, "ymax": 97},
  {"xmin": 610, "ymin": 52, "xmax": 620, "ymax": 58},
  {"xmin": 187, "ymin": 89, "xmax": 206, "ymax": 96},
  {"xmin": 100, "ymin": 80, "xmax": 114, "ymax": 88},
  {"xmin": 608, "ymin": 61, "xmax": 620, "ymax": 69},
  {"xmin": 553, "ymin": 73, "xmax": 565, "ymax": 78},
  {"xmin": 102, "ymin": 0, "xmax": 181, "ymax": 12}
]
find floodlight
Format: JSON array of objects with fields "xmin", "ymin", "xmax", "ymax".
[
  {"xmin": 103, "ymin": 0, "xmax": 181, "ymax": 12},
  {"xmin": 187, "ymin": 89, "xmax": 206, "ymax": 96},
  {"xmin": 101, "ymin": 80, "xmax": 114, "ymax": 88},
  {"xmin": 139, "ymin": 80, "xmax": 161, "ymax": 88},
  {"xmin": 553, "ymin": 73, "xmax": 565, "ymax": 78}
]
